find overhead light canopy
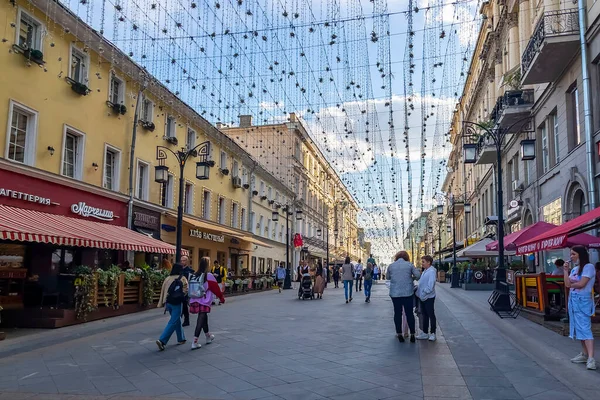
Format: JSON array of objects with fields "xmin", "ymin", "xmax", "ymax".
[
  {"xmin": 195, "ymin": 161, "xmax": 210, "ymax": 180},
  {"xmin": 464, "ymin": 203, "xmax": 472, "ymax": 214},
  {"xmin": 271, "ymin": 211, "xmax": 279, "ymax": 221},
  {"xmin": 295, "ymin": 210, "xmax": 303, "ymax": 220}
]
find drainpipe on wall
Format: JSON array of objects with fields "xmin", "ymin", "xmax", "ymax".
[{"xmin": 578, "ymin": 0, "xmax": 597, "ymax": 212}]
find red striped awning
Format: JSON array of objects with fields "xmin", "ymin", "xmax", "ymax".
[{"xmin": 0, "ymin": 205, "xmax": 180, "ymax": 255}]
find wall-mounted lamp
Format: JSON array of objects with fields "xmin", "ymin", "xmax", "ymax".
[
  {"xmin": 47, "ymin": 146, "xmax": 55, "ymax": 156},
  {"xmin": 92, "ymin": 162, "xmax": 99, "ymax": 171}
]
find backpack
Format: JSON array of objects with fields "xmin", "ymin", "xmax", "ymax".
[
  {"xmin": 189, "ymin": 274, "xmax": 207, "ymax": 299},
  {"xmin": 364, "ymin": 267, "xmax": 373, "ymax": 281},
  {"xmin": 166, "ymin": 275, "xmax": 185, "ymax": 305}
]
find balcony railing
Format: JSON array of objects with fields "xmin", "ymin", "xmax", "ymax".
[{"xmin": 521, "ymin": 9, "xmax": 579, "ymax": 75}]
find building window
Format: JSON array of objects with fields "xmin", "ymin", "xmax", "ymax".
[
  {"xmin": 203, "ymin": 190, "xmax": 211, "ymax": 219},
  {"xmin": 232, "ymin": 160, "xmax": 239, "ymax": 178},
  {"xmin": 258, "ymin": 215, "xmax": 264, "ymax": 235},
  {"xmin": 273, "ymin": 222, "xmax": 277, "ymax": 239},
  {"xmin": 540, "ymin": 123, "xmax": 549, "ymax": 174},
  {"xmin": 241, "ymin": 208, "xmax": 247, "ymax": 230},
  {"xmin": 260, "ymin": 180, "xmax": 265, "ymax": 196},
  {"xmin": 242, "ymin": 168, "xmax": 248, "ymax": 185},
  {"xmin": 266, "ymin": 219, "xmax": 271, "ymax": 238},
  {"xmin": 220, "ymin": 151, "xmax": 227, "ymax": 170},
  {"xmin": 248, "ymin": 211, "xmax": 254, "ymax": 233},
  {"xmin": 136, "ymin": 160, "xmax": 149, "ymax": 200},
  {"xmin": 184, "ymin": 183, "xmax": 193, "ymax": 214},
  {"xmin": 141, "ymin": 97, "xmax": 153, "ymax": 122},
  {"xmin": 186, "ymin": 128, "xmax": 196, "ymax": 150},
  {"xmin": 70, "ymin": 46, "xmax": 88, "ymax": 84},
  {"xmin": 567, "ymin": 83, "xmax": 581, "ymax": 149},
  {"xmin": 6, "ymin": 102, "xmax": 37, "ymax": 165},
  {"xmin": 552, "ymin": 112, "xmax": 560, "ymax": 165},
  {"xmin": 232, "ymin": 202, "xmax": 239, "ymax": 228},
  {"xmin": 17, "ymin": 10, "xmax": 42, "ymax": 51},
  {"xmin": 103, "ymin": 145, "xmax": 121, "ymax": 191},
  {"xmin": 62, "ymin": 127, "xmax": 85, "ymax": 180},
  {"xmin": 166, "ymin": 116, "xmax": 176, "ymax": 138},
  {"xmin": 160, "ymin": 174, "xmax": 174, "ymax": 208},
  {"xmin": 109, "ymin": 73, "xmax": 125, "ymax": 105},
  {"xmin": 218, "ymin": 197, "xmax": 226, "ymax": 225}
]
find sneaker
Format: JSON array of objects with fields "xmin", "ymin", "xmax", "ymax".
[
  {"xmin": 397, "ymin": 334, "xmax": 405, "ymax": 343},
  {"xmin": 415, "ymin": 333, "xmax": 429, "ymax": 340},
  {"xmin": 191, "ymin": 341, "xmax": 201, "ymax": 350},
  {"xmin": 177, "ymin": 340, "xmax": 186, "ymax": 345},
  {"xmin": 571, "ymin": 352, "xmax": 588, "ymax": 364},
  {"xmin": 410, "ymin": 334, "xmax": 416, "ymax": 343},
  {"xmin": 349, "ymin": 297, "xmax": 353, "ymax": 302},
  {"xmin": 587, "ymin": 358, "xmax": 597, "ymax": 370},
  {"xmin": 428, "ymin": 333, "xmax": 436, "ymax": 342},
  {"xmin": 156, "ymin": 340, "xmax": 165, "ymax": 351},
  {"xmin": 206, "ymin": 334, "xmax": 215, "ymax": 344},
  {"xmin": 365, "ymin": 298, "xmax": 368, "ymax": 303},
  {"xmin": 346, "ymin": 300, "xmax": 348, "ymax": 304}
]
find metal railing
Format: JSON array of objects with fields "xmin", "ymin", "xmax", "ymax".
[
  {"xmin": 490, "ymin": 89, "xmax": 534, "ymax": 124},
  {"xmin": 521, "ymin": 9, "xmax": 579, "ymax": 74}
]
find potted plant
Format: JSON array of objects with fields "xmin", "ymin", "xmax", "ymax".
[
  {"xmin": 119, "ymin": 104, "xmax": 127, "ymax": 115},
  {"xmin": 111, "ymin": 102, "xmax": 121, "ymax": 113},
  {"xmin": 67, "ymin": 78, "xmax": 91, "ymax": 96},
  {"xmin": 25, "ymin": 48, "xmax": 44, "ymax": 63},
  {"xmin": 141, "ymin": 120, "xmax": 155, "ymax": 131}
]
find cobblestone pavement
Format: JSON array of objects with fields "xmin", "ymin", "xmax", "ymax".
[{"xmin": 0, "ymin": 282, "xmax": 598, "ymax": 400}]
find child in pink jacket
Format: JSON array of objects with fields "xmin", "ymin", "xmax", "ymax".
[{"xmin": 189, "ymin": 257, "xmax": 225, "ymax": 350}]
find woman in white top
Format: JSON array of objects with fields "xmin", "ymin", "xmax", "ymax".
[{"xmin": 565, "ymin": 245, "xmax": 596, "ymax": 370}]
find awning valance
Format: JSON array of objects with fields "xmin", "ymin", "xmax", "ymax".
[
  {"xmin": 517, "ymin": 207, "xmax": 600, "ymax": 255},
  {"xmin": 457, "ymin": 238, "xmax": 515, "ymax": 257},
  {"xmin": 0, "ymin": 205, "xmax": 180, "ymax": 254}
]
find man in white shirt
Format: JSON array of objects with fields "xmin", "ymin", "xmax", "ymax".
[
  {"xmin": 416, "ymin": 255, "xmax": 437, "ymax": 342},
  {"xmin": 354, "ymin": 260, "xmax": 364, "ymax": 292}
]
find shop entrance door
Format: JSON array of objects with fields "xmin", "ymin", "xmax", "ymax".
[{"xmin": 216, "ymin": 251, "xmax": 227, "ymax": 269}]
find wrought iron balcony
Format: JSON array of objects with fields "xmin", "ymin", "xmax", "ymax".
[
  {"xmin": 521, "ymin": 9, "xmax": 580, "ymax": 85},
  {"xmin": 490, "ymin": 90, "xmax": 534, "ymax": 133}
]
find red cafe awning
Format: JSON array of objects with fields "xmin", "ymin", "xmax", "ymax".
[
  {"xmin": 0, "ymin": 205, "xmax": 182, "ymax": 255},
  {"xmin": 516, "ymin": 206, "xmax": 600, "ymax": 255},
  {"xmin": 486, "ymin": 221, "xmax": 557, "ymax": 252}
]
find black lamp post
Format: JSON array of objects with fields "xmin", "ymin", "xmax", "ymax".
[
  {"xmin": 274, "ymin": 206, "xmax": 294, "ymax": 289},
  {"xmin": 462, "ymin": 117, "xmax": 534, "ymax": 290},
  {"xmin": 436, "ymin": 193, "xmax": 469, "ymax": 288},
  {"xmin": 155, "ymin": 142, "xmax": 212, "ymax": 264}
]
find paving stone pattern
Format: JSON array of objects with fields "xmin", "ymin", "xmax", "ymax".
[{"xmin": 0, "ymin": 282, "xmax": 596, "ymax": 399}]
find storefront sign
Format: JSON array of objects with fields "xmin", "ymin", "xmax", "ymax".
[
  {"xmin": 0, "ymin": 188, "xmax": 53, "ymax": 206},
  {"xmin": 133, "ymin": 208, "xmax": 160, "ymax": 230},
  {"xmin": 189, "ymin": 229, "xmax": 225, "ymax": 243},
  {"xmin": 71, "ymin": 202, "xmax": 115, "ymax": 221},
  {"xmin": 0, "ymin": 169, "xmax": 126, "ymax": 225}
]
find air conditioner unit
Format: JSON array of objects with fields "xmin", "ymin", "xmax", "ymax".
[{"xmin": 232, "ymin": 176, "xmax": 242, "ymax": 188}]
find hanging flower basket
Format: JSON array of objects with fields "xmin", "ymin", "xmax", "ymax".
[
  {"xmin": 65, "ymin": 77, "xmax": 91, "ymax": 96},
  {"xmin": 141, "ymin": 120, "xmax": 155, "ymax": 132}
]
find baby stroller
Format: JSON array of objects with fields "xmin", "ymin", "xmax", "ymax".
[{"xmin": 298, "ymin": 274, "xmax": 314, "ymax": 300}]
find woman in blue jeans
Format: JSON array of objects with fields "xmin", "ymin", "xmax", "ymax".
[
  {"xmin": 340, "ymin": 256, "xmax": 354, "ymax": 303},
  {"xmin": 156, "ymin": 263, "xmax": 189, "ymax": 351}
]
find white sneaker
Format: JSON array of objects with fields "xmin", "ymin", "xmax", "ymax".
[
  {"xmin": 587, "ymin": 358, "xmax": 597, "ymax": 370},
  {"xmin": 428, "ymin": 333, "xmax": 436, "ymax": 341},
  {"xmin": 206, "ymin": 334, "xmax": 215, "ymax": 344},
  {"xmin": 191, "ymin": 341, "xmax": 201, "ymax": 350},
  {"xmin": 415, "ymin": 333, "xmax": 429, "ymax": 340},
  {"xmin": 571, "ymin": 352, "xmax": 588, "ymax": 364}
]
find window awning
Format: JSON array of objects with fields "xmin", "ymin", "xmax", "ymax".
[
  {"xmin": 0, "ymin": 205, "xmax": 180, "ymax": 254},
  {"xmin": 457, "ymin": 238, "xmax": 515, "ymax": 257},
  {"xmin": 486, "ymin": 221, "xmax": 557, "ymax": 252},
  {"xmin": 516, "ymin": 206, "xmax": 600, "ymax": 255}
]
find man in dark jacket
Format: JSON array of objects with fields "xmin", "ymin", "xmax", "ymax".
[{"xmin": 180, "ymin": 255, "xmax": 194, "ymax": 326}]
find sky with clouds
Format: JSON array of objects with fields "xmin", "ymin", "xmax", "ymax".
[{"xmin": 64, "ymin": 0, "xmax": 481, "ymax": 259}]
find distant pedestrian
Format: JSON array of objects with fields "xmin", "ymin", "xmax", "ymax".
[
  {"xmin": 551, "ymin": 259, "xmax": 565, "ymax": 276},
  {"xmin": 341, "ymin": 257, "xmax": 354, "ymax": 303},
  {"xmin": 363, "ymin": 262, "xmax": 374, "ymax": 303},
  {"xmin": 156, "ymin": 263, "xmax": 188, "ymax": 351},
  {"xmin": 354, "ymin": 260, "xmax": 364, "ymax": 292},
  {"xmin": 189, "ymin": 257, "xmax": 225, "ymax": 350},
  {"xmin": 275, "ymin": 262, "xmax": 286, "ymax": 293},
  {"xmin": 314, "ymin": 261, "xmax": 325, "ymax": 299},
  {"xmin": 415, "ymin": 255, "xmax": 437, "ymax": 342},
  {"xmin": 387, "ymin": 251, "xmax": 421, "ymax": 343},
  {"xmin": 333, "ymin": 266, "xmax": 340, "ymax": 288},
  {"xmin": 565, "ymin": 246, "xmax": 596, "ymax": 370},
  {"xmin": 373, "ymin": 264, "xmax": 380, "ymax": 281}
]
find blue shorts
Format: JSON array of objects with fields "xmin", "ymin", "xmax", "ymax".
[{"xmin": 568, "ymin": 292, "xmax": 595, "ymax": 340}]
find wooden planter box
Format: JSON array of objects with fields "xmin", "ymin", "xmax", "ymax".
[{"xmin": 123, "ymin": 277, "xmax": 142, "ymax": 305}]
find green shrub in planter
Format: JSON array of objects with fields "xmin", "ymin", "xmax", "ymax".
[
  {"xmin": 112, "ymin": 102, "xmax": 121, "ymax": 113},
  {"xmin": 71, "ymin": 81, "xmax": 90, "ymax": 96},
  {"xmin": 120, "ymin": 104, "xmax": 127, "ymax": 115}
]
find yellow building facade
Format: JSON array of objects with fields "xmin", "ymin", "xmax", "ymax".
[{"xmin": 0, "ymin": 0, "xmax": 293, "ymax": 273}]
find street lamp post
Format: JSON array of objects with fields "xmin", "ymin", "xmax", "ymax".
[
  {"xmin": 154, "ymin": 142, "xmax": 212, "ymax": 264},
  {"xmin": 273, "ymin": 205, "xmax": 294, "ymax": 289},
  {"xmin": 436, "ymin": 193, "xmax": 470, "ymax": 288},
  {"xmin": 462, "ymin": 116, "xmax": 534, "ymax": 290}
]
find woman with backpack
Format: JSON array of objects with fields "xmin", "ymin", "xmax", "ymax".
[
  {"xmin": 189, "ymin": 257, "xmax": 226, "ymax": 350},
  {"xmin": 156, "ymin": 263, "xmax": 188, "ymax": 351}
]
